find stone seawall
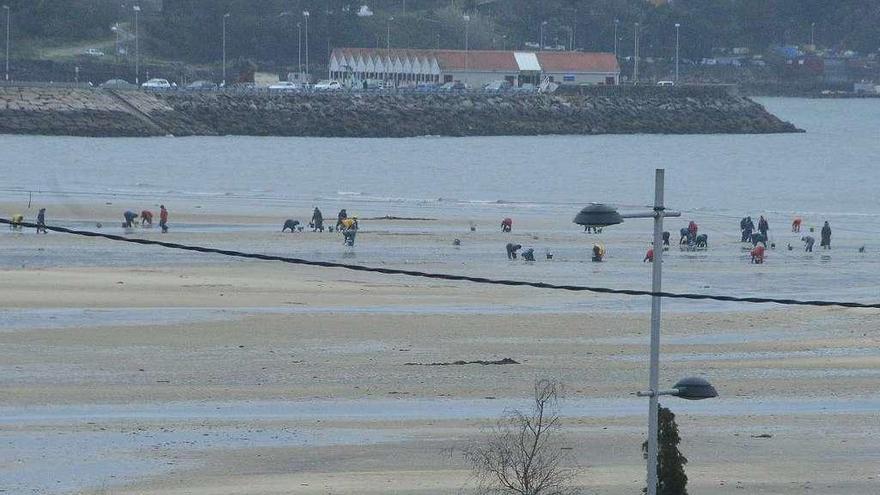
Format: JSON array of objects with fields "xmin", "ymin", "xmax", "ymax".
[{"xmin": 0, "ymin": 86, "xmax": 801, "ymax": 138}]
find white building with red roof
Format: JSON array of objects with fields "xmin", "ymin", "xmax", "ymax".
[{"xmin": 329, "ymin": 48, "xmax": 620, "ymax": 87}]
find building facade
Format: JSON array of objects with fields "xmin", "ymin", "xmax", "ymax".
[{"xmin": 329, "ymin": 48, "xmax": 620, "ymax": 87}]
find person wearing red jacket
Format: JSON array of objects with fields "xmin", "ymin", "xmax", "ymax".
[{"xmin": 159, "ymin": 205, "xmax": 169, "ymax": 233}]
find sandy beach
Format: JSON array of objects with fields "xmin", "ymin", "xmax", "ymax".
[{"xmin": 2, "ymin": 201, "xmax": 879, "ymax": 495}]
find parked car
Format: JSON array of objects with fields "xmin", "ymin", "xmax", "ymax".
[
  {"xmin": 439, "ymin": 81, "xmax": 468, "ymax": 92},
  {"xmin": 85, "ymin": 48, "xmax": 105, "ymax": 57},
  {"xmin": 99, "ymin": 78, "xmax": 136, "ymax": 90},
  {"xmin": 268, "ymin": 81, "xmax": 301, "ymax": 92},
  {"xmin": 141, "ymin": 78, "xmax": 172, "ymax": 89},
  {"xmin": 186, "ymin": 80, "xmax": 218, "ymax": 91},
  {"xmin": 414, "ymin": 82, "xmax": 439, "ymax": 93},
  {"xmin": 483, "ymin": 80, "xmax": 512, "ymax": 92},
  {"xmin": 314, "ymin": 80, "xmax": 342, "ymax": 91},
  {"xmin": 656, "ymin": 80, "xmax": 675, "ymax": 87}
]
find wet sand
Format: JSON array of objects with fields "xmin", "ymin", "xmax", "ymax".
[{"xmin": 2, "ymin": 204, "xmax": 879, "ymax": 494}]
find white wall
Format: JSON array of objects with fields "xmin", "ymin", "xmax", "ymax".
[
  {"xmin": 544, "ymin": 72, "xmax": 620, "ymax": 85},
  {"xmin": 443, "ymin": 70, "xmax": 519, "ymax": 87}
]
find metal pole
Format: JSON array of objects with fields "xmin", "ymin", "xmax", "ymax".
[
  {"xmin": 304, "ymin": 12, "xmax": 309, "ymax": 83},
  {"xmin": 387, "ymin": 17, "xmax": 391, "ymax": 50},
  {"xmin": 646, "ymin": 168, "xmax": 666, "ymax": 495},
  {"xmin": 613, "ymin": 19, "xmax": 618, "ymax": 59},
  {"xmin": 464, "ymin": 16, "xmax": 469, "ymax": 71},
  {"xmin": 675, "ymin": 23, "xmax": 680, "ymax": 83},
  {"xmin": 4, "ymin": 6, "xmax": 10, "ymax": 81},
  {"xmin": 222, "ymin": 14, "xmax": 227, "ymax": 86},
  {"xmin": 633, "ymin": 22, "xmax": 639, "ymax": 84},
  {"xmin": 134, "ymin": 6, "xmax": 139, "ymax": 85},
  {"xmin": 297, "ymin": 23, "xmax": 302, "ymax": 76},
  {"xmin": 811, "ymin": 22, "xmax": 815, "ymax": 46}
]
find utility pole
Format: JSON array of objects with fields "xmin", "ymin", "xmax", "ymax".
[
  {"xmin": 298, "ymin": 22, "xmax": 302, "ymax": 76},
  {"xmin": 133, "ymin": 5, "xmax": 140, "ymax": 85}
]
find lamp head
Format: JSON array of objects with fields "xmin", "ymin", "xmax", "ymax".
[
  {"xmin": 672, "ymin": 377, "xmax": 718, "ymax": 401},
  {"xmin": 574, "ymin": 204, "xmax": 624, "ymax": 228}
]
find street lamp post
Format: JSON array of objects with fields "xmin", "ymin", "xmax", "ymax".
[
  {"xmin": 297, "ymin": 22, "xmax": 302, "ymax": 76},
  {"xmin": 464, "ymin": 15, "xmax": 470, "ymax": 72},
  {"xmin": 613, "ymin": 19, "xmax": 619, "ymax": 59},
  {"xmin": 111, "ymin": 23, "xmax": 120, "ymax": 62},
  {"xmin": 222, "ymin": 13, "xmax": 230, "ymax": 87},
  {"xmin": 674, "ymin": 23, "xmax": 681, "ymax": 83},
  {"xmin": 3, "ymin": 5, "xmax": 10, "ymax": 81},
  {"xmin": 133, "ymin": 5, "xmax": 140, "ymax": 85},
  {"xmin": 540, "ymin": 20, "xmax": 548, "ymax": 50},
  {"xmin": 810, "ymin": 22, "xmax": 816, "ymax": 46},
  {"xmin": 573, "ymin": 169, "xmax": 718, "ymax": 495},
  {"xmin": 387, "ymin": 16, "xmax": 393, "ymax": 50},
  {"xmin": 633, "ymin": 22, "xmax": 639, "ymax": 84},
  {"xmin": 303, "ymin": 10, "xmax": 310, "ymax": 83}
]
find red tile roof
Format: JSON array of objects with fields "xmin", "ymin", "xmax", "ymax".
[{"xmin": 332, "ymin": 48, "xmax": 619, "ymax": 74}]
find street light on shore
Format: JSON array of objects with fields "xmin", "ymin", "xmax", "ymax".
[
  {"xmin": 133, "ymin": 5, "xmax": 140, "ymax": 85},
  {"xmin": 810, "ymin": 22, "xmax": 816, "ymax": 46},
  {"xmin": 633, "ymin": 21, "xmax": 640, "ymax": 84},
  {"xmin": 463, "ymin": 15, "xmax": 470, "ymax": 71},
  {"xmin": 3, "ymin": 5, "xmax": 10, "ymax": 82},
  {"xmin": 613, "ymin": 19, "xmax": 619, "ymax": 59},
  {"xmin": 303, "ymin": 10, "xmax": 310, "ymax": 83},
  {"xmin": 387, "ymin": 16, "xmax": 393, "ymax": 50},
  {"xmin": 675, "ymin": 23, "xmax": 681, "ymax": 83},
  {"xmin": 573, "ymin": 169, "xmax": 718, "ymax": 495},
  {"xmin": 540, "ymin": 20, "xmax": 548, "ymax": 50},
  {"xmin": 222, "ymin": 13, "xmax": 231, "ymax": 87}
]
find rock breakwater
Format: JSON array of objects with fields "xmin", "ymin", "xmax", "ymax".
[{"xmin": 0, "ymin": 86, "xmax": 800, "ymax": 138}]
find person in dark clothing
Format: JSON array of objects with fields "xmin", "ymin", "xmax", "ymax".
[
  {"xmin": 821, "ymin": 221, "xmax": 832, "ymax": 249},
  {"xmin": 802, "ymin": 235, "xmax": 815, "ymax": 252},
  {"xmin": 123, "ymin": 210, "xmax": 138, "ymax": 228},
  {"xmin": 750, "ymin": 231, "xmax": 767, "ymax": 247},
  {"xmin": 35, "ymin": 208, "xmax": 47, "ymax": 234},
  {"xmin": 740, "ymin": 216, "xmax": 755, "ymax": 242},
  {"xmin": 311, "ymin": 207, "xmax": 324, "ymax": 232},
  {"xmin": 336, "ymin": 209, "xmax": 348, "ymax": 230},
  {"xmin": 282, "ymin": 219, "xmax": 301, "ymax": 232},
  {"xmin": 662, "ymin": 231, "xmax": 670, "ymax": 246},
  {"xmin": 679, "ymin": 227, "xmax": 691, "ymax": 245},
  {"xmin": 695, "ymin": 233, "xmax": 708, "ymax": 248},
  {"xmin": 758, "ymin": 216, "xmax": 769, "ymax": 238},
  {"xmin": 506, "ymin": 243, "xmax": 522, "ymax": 260},
  {"xmin": 521, "ymin": 248, "xmax": 536, "ymax": 261}
]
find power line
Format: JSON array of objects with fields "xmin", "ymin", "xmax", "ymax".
[{"xmin": 3, "ymin": 217, "xmax": 879, "ymax": 310}]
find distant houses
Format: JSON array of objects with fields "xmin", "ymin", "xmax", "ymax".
[{"xmin": 329, "ymin": 48, "xmax": 620, "ymax": 87}]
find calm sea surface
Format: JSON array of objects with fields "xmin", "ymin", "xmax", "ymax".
[{"xmin": 1, "ymin": 97, "xmax": 879, "ymax": 308}]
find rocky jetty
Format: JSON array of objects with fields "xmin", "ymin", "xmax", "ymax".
[{"xmin": 0, "ymin": 86, "xmax": 801, "ymax": 138}]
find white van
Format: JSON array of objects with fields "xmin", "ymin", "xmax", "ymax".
[{"xmin": 657, "ymin": 80, "xmax": 675, "ymax": 87}]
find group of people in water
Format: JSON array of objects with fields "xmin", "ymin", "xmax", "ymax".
[
  {"xmin": 123, "ymin": 206, "xmax": 170, "ymax": 233},
  {"xmin": 282, "ymin": 207, "xmax": 360, "ymax": 246}
]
